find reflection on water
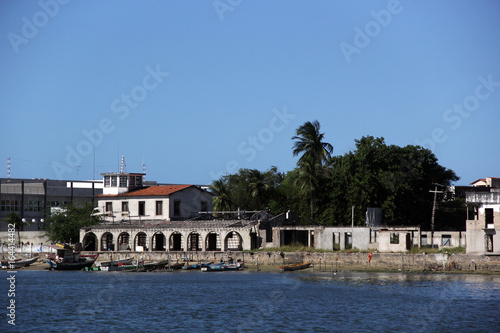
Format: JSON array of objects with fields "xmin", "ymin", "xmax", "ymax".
[{"xmin": 6, "ymin": 270, "xmax": 500, "ymax": 333}]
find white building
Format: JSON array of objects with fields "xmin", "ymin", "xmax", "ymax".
[
  {"xmin": 466, "ymin": 191, "xmax": 500, "ymax": 254},
  {"xmin": 96, "ymin": 172, "xmax": 213, "ymax": 223}
]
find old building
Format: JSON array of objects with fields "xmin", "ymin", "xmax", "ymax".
[
  {"xmin": 0, "ymin": 178, "xmax": 103, "ymax": 232},
  {"xmin": 466, "ymin": 191, "xmax": 500, "ymax": 254},
  {"xmin": 95, "ymin": 172, "xmax": 213, "ymax": 223}
]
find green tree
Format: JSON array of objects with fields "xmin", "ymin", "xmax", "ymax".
[
  {"xmin": 209, "ymin": 178, "xmax": 234, "ymax": 213},
  {"xmin": 292, "ymin": 120, "xmax": 334, "ymax": 165},
  {"xmin": 292, "ymin": 120, "xmax": 333, "ymax": 222},
  {"xmin": 327, "ymin": 136, "xmax": 459, "ymax": 228},
  {"xmin": 44, "ymin": 204, "xmax": 101, "ymax": 244}
]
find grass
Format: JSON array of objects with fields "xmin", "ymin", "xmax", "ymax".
[
  {"xmin": 409, "ymin": 246, "xmax": 466, "ymax": 254},
  {"xmin": 248, "ymin": 244, "xmax": 466, "ymax": 255}
]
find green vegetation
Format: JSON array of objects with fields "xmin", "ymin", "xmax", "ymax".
[
  {"xmin": 410, "ymin": 246, "xmax": 466, "ymax": 255},
  {"xmin": 44, "ymin": 204, "xmax": 101, "ymax": 243},
  {"xmin": 211, "ymin": 120, "xmax": 461, "ymax": 228}
]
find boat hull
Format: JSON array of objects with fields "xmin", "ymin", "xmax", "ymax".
[
  {"xmin": 47, "ymin": 255, "xmax": 98, "ymax": 271},
  {"xmin": 279, "ymin": 262, "xmax": 312, "ymax": 271}
]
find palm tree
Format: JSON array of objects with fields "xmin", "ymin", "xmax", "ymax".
[
  {"xmin": 209, "ymin": 178, "xmax": 233, "ymax": 214},
  {"xmin": 292, "ymin": 120, "xmax": 333, "ymax": 221},
  {"xmin": 292, "ymin": 120, "xmax": 333, "ymax": 166}
]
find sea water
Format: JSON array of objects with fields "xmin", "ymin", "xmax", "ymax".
[{"xmin": 2, "ymin": 270, "xmax": 499, "ymax": 332}]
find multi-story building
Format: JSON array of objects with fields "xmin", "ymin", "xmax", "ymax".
[{"xmin": 0, "ymin": 178, "xmax": 103, "ymax": 232}]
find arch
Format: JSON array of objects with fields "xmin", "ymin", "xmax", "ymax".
[
  {"xmin": 225, "ymin": 231, "xmax": 243, "ymax": 251},
  {"xmin": 169, "ymin": 232, "xmax": 183, "ymax": 251},
  {"xmin": 101, "ymin": 232, "xmax": 114, "ymax": 251},
  {"xmin": 83, "ymin": 232, "xmax": 97, "ymax": 251},
  {"xmin": 205, "ymin": 232, "xmax": 221, "ymax": 251},
  {"xmin": 134, "ymin": 232, "xmax": 148, "ymax": 251},
  {"xmin": 187, "ymin": 232, "xmax": 201, "ymax": 251},
  {"xmin": 118, "ymin": 232, "xmax": 131, "ymax": 251},
  {"xmin": 152, "ymin": 232, "xmax": 166, "ymax": 251}
]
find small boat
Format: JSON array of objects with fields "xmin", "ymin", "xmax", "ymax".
[
  {"xmin": 46, "ymin": 246, "xmax": 98, "ymax": 271},
  {"xmin": 279, "ymin": 262, "xmax": 312, "ymax": 272},
  {"xmin": 201, "ymin": 261, "xmax": 244, "ymax": 272},
  {"xmin": 1, "ymin": 256, "xmax": 39, "ymax": 269},
  {"xmin": 122, "ymin": 259, "xmax": 171, "ymax": 272},
  {"xmin": 97, "ymin": 257, "xmax": 134, "ymax": 268}
]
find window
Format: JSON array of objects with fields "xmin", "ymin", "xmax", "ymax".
[
  {"xmin": 104, "ymin": 176, "xmax": 111, "ymax": 187},
  {"xmin": 111, "ymin": 176, "xmax": 118, "ymax": 187},
  {"xmin": 485, "ymin": 208, "xmax": 494, "ymax": 228},
  {"xmin": 156, "ymin": 201, "xmax": 163, "ymax": 215},
  {"xmin": 174, "ymin": 200, "xmax": 181, "ymax": 216},
  {"xmin": 119, "ymin": 176, "xmax": 127, "ymax": 187},
  {"xmin": 136, "ymin": 176, "xmax": 143, "ymax": 187},
  {"xmin": 129, "ymin": 176, "xmax": 136, "ymax": 187},
  {"xmin": 421, "ymin": 234, "xmax": 428, "ymax": 246},
  {"xmin": 122, "ymin": 202, "xmax": 129, "ymax": 212},
  {"xmin": 138, "ymin": 201, "xmax": 145, "ymax": 216},
  {"xmin": 442, "ymin": 235, "xmax": 451, "ymax": 247},
  {"xmin": 390, "ymin": 233, "xmax": 399, "ymax": 244},
  {"xmin": 105, "ymin": 202, "xmax": 113, "ymax": 213},
  {"xmin": 201, "ymin": 201, "xmax": 208, "ymax": 212}
]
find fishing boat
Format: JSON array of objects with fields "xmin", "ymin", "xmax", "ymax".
[
  {"xmin": 121, "ymin": 259, "xmax": 170, "ymax": 272},
  {"xmin": 46, "ymin": 246, "xmax": 98, "ymax": 271},
  {"xmin": 279, "ymin": 261, "xmax": 312, "ymax": 272},
  {"xmin": 97, "ymin": 257, "xmax": 134, "ymax": 268},
  {"xmin": 201, "ymin": 261, "xmax": 244, "ymax": 272},
  {"xmin": 1, "ymin": 256, "xmax": 39, "ymax": 269}
]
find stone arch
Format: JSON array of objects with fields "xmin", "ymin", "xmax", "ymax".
[
  {"xmin": 118, "ymin": 232, "xmax": 131, "ymax": 251},
  {"xmin": 101, "ymin": 232, "xmax": 114, "ymax": 251},
  {"xmin": 205, "ymin": 232, "xmax": 221, "ymax": 251},
  {"xmin": 83, "ymin": 232, "xmax": 97, "ymax": 251},
  {"xmin": 187, "ymin": 232, "xmax": 202, "ymax": 251},
  {"xmin": 152, "ymin": 231, "xmax": 166, "ymax": 251},
  {"xmin": 224, "ymin": 231, "xmax": 243, "ymax": 251},
  {"xmin": 169, "ymin": 231, "xmax": 183, "ymax": 251},
  {"xmin": 134, "ymin": 232, "xmax": 148, "ymax": 251}
]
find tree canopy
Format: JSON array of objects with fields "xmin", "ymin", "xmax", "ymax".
[
  {"xmin": 44, "ymin": 204, "xmax": 101, "ymax": 243},
  {"xmin": 210, "ymin": 121, "xmax": 460, "ymax": 229}
]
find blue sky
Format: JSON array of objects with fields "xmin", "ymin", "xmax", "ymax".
[{"xmin": 1, "ymin": 0, "xmax": 499, "ymax": 186}]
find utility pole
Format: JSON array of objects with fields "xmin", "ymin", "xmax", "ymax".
[{"xmin": 429, "ymin": 184, "xmax": 444, "ymax": 248}]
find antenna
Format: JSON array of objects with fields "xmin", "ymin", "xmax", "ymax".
[
  {"xmin": 7, "ymin": 157, "xmax": 10, "ymax": 183},
  {"xmin": 120, "ymin": 155, "xmax": 127, "ymax": 173}
]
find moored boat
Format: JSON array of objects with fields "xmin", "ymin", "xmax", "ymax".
[
  {"xmin": 201, "ymin": 261, "xmax": 244, "ymax": 272},
  {"xmin": 46, "ymin": 246, "xmax": 98, "ymax": 271},
  {"xmin": 1, "ymin": 256, "xmax": 39, "ymax": 269},
  {"xmin": 279, "ymin": 262, "xmax": 312, "ymax": 272}
]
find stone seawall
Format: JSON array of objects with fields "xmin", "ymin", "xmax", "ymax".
[{"xmin": 85, "ymin": 251, "xmax": 500, "ymax": 273}]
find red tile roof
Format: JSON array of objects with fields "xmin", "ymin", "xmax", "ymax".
[{"xmin": 97, "ymin": 184, "xmax": 194, "ymax": 198}]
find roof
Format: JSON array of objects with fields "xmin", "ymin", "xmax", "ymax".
[{"xmin": 97, "ymin": 184, "xmax": 195, "ymax": 198}]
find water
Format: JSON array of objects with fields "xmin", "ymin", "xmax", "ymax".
[{"xmin": 2, "ymin": 270, "xmax": 499, "ymax": 332}]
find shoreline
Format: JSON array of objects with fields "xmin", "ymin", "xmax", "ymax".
[{"xmin": 6, "ymin": 258, "xmax": 500, "ymax": 275}]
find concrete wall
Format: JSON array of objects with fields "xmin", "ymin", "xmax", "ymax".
[
  {"xmin": 0, "ymin": 231, "xmax": 50, "ymax": 245},
  {"xmin": 316, "ymin": 227, "xmax": 372, "ymax": 251},
  {"xmin": 466, "ymin": 203, "xmax": 500, "ymax": 254},
  {"xmin": 76, "ymin": 250, "xmax": 500, "ymax": 273},
  {"xmin": 419, "ymin": 231, "xmax": 465, "ymax": 248}
]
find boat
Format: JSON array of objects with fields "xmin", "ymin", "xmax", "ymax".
[
  {"xmin": 1, "ymin": 256, "xmax": 39, "ymax": 269},
  {"xmin": 46, "ymin": 246, "xmax": 98, "ymax": 271},
  {"xmin": 121, "ymin": 259, "xmax": 171, "ymax": 272},
  {"xmin": 201, "ymin": 261, "xmax": 244, "ymax": 272},
  {"xmin": 279, "ymin": 262, "xmax": 312, "ymax": 272},
  {"xmin": 97, "ymin": 257, "xmax": 134, "ymax": 268}
]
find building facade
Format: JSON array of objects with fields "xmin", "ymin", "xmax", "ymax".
[{"xmin": 0, "ymin": 178, "xmax": 103, "ymax": 232}]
